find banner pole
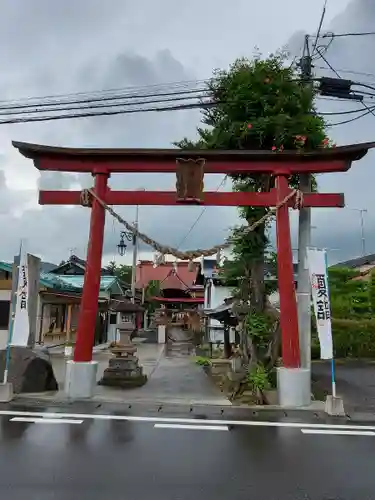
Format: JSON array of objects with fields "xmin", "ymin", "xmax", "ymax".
[
  {"xmin": 331, "ymin": 358, "xmax": 336, "ymax": 398},
  {"xmin": 323, "ymin": 248, "xmax": 336, "ymax": 399},
  {"xmin": 3, "ymin": 240, "xmax": 22, "ymax": 384}
]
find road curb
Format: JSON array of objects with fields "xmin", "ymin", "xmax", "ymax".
[{"xmin": 4, "ymin": 395, "xmax": 340, "ymax": 422}]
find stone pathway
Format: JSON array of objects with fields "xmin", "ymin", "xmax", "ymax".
[
  {"xmin": 22, "ymin": 342, "xmax": 231, "ymax": 406},
  {"xmin": 111, "ymin": 354, "xmax": 230, "ymax": 405}
]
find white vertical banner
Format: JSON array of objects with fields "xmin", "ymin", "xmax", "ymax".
[
  {"xmin": 11, "ymin": 248, "xmax": 30, "ymax": 346},
  {"xmin": 306, "ymin": 248, "xmax": 333, "ymax": 360}
]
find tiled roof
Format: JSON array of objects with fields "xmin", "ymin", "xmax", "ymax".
[
  {"xmin": 55, "ymin": 275, "xmax": 118, "ymax": 291},
  {"xmin": 331, "ymin": 253, "xmax": 375, "ymax": 269},
  {"xmin": 51, "ymin": 254, "xmax": 112, "ymax": 275},
  {"xmin": 135, "ymin": 261, "xmax": 198, "ymax": 289},
  {"xmin": 0, "ymin": 261, "xmax": 119, "ymax": 292}
]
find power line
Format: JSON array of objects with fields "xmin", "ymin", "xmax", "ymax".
[
  {"xmin": 320, "ymin": 105, "xmax": 375, "ymax": 116},
  {"xmin": 326, "ymin": 107, "xmax": 375, "ymax": 127},
  {"xmin": 316, "ymin": 48, "xmax": 375, "ymax": 120},
  {"xmin": 311, "ymin": 0, "xmax": 327, "ymax": 56},
  {"xmin": 321, "ymin": 31, "xmax": 375, "ymax": 38},
  {"xmin": 0, "ymin": 92, "xmax": 372, "ymax": 125},
  {"xmin": 0, "ymin": 87, "xmax": 208, "ymax": 114},
  {"xmin": 0, "ymin": 78, "xmax": 208, "ymax": 107},
  {"xmin": 175, "ymin": 175, "xmax": 228, "ymax": 252},
  {"xmin": 0, "ymin": 96, "xmax": 370, "ymax": 125},
  {"xmin": 0, "ymin": 75, "xmax": 314, "ymax": 115},
  {"xmin": 314, "ymin": 65, "xmax": 375, "ymax": 80},
  {"xmin": 0, "ymin": 91, "xmax": 209, "ymax": 118},
  {"xmin": 0, "ymin": 99, "xmax": 215, "ymax": 124}
]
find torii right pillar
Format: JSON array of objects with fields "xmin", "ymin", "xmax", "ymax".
[{"xmin": 275, "ymin": 173, "xmax": 310, "ymax": 407}]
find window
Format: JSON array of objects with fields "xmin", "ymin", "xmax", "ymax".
[
  {"xmin": 49, "ymin": 305, "xmax": 66, "ymax": 332},
  {"xmin": 0, "ymin": 301, "xmax": 10, "ymax": 329}
]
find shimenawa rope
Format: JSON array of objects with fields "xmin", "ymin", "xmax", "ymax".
[{"xmin": 80, "ymin": 187, "xmax": 303, "ymax": 261}]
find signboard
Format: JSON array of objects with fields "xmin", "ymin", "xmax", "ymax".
[
  {"xmin": 11, "ymin": 247, "xmax": 30, "ymax": 346},
  {"xmin": 306, "ymin": 248, "xmax": 333, "ymax": 360}
]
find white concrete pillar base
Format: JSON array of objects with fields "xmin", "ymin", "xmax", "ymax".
[
  {"xmin": 0, "ymin": 382, "xmax": 13, "ymax": 402},
  {"xmin": 325, "ymin": 395, "xmax": 345, "ymax": 416},
  {"xmin": 277, "ymin": 367, "xmax": 311, "ymax": 407},
  {"xmin": 65, "ymin": 360, "xmax": 98, "ymax": 399},
  {"xmin": 158, "ymin": 325, "xmax": 166, "ymax": 344}
]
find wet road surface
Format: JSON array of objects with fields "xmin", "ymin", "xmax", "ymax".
[{"xmin": 0, "ymin": 406, "xmax": 374, "ymax": 499}]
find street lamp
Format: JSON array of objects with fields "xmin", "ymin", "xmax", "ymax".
[
  {"xmin": 347, "ymin": 208, "xmax": 368, "ymax": 257},
  {"xmin": 117, "ymin": 231, "xmax": 133, "ymax": 256}
]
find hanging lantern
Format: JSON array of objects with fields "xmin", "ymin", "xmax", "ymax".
[{"xmin": 117, "ymin": 231, "xmax": 133, "ymax": 256}]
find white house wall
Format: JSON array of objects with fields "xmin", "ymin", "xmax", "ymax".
[{"xmin": 205, "ymin": 281, "xmax": 235, "ymax": 343}]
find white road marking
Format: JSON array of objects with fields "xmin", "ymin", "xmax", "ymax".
[
  {"xmin": 154, "ymin": 423, "xmax": 229, "ymax": 431},
  {"xmin": 301, "ymin": 429, "xmax": 375, "ymax": 437},
  {"xmin": 10, "ymin": 417, "xmax": 83, "ymax": 425},
  {"xmin": 0, "ymin": 410, "xmax": 374, "ymax": 432}
]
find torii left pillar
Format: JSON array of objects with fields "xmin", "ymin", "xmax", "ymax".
[{"xmin": 65, "ymin": 171, "xmax": 109, "ymax": 399}]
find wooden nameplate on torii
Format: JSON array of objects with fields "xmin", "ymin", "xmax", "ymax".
[{"xmin": 175, "ymin": 158, "xmax": 205, "ymax": 204}]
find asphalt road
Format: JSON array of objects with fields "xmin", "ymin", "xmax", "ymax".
[{"xmin": 0, "ymin": 406, "xmax": 374, "ymax": 500}]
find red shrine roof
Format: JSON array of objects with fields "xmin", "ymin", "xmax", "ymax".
[
  {"xmin": 135, "ymin": 260, "xmax": 198, "ymax": 290},
  {"xmin": 151, "ymin": 297, "xmax": 204, "ymax": 303},
  {"xmin": 12, "ymin": 140, "xmax": 375, "ymax": 162},
  {"xmin": 12, "ymin": 141, "xmax": 375, "ymax": 174}
]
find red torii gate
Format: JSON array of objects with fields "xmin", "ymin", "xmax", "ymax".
[{"xmin": 12, "ymin": 141, "xmax": 374, "ymax": 399}]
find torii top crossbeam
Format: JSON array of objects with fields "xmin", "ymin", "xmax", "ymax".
[{"xmin": 12, "ymin": 140, "xmax": 375, "ymax": 173}]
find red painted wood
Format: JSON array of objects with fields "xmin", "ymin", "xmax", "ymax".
[
  {"xmin": 150, "ymin": 297, "xmax": 205, "ymax": 303},
  {"xmin": 36, "ymin": 156, "xmax": 350, "ymax": 174},
  {"xmin": 39, "ymin": 189, "xmax": 345, "ymax": 208},
  {"xmin": 275, "ymin": 175, "xmax": 301, "ymax": 369},
  {"xmin": 73, "ymin": 173, "xmax": 109, "ymax": 363}
]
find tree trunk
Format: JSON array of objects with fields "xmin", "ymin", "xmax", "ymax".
[{"xmin": 223, "ymin": 325, "xmax": 232, "ymax": 359}]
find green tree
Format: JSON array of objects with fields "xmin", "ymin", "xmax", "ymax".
[
  {"xmin": 175, "ymin": 54, "xmax": 329, "ymax": 387},
  {"xmin": 369, "ymin": 270, "xmax": 375, "ymax": 314},
  {"xmin": 329, "ymin": 267, "xmax": 370, "ymax": 319},
  {"xmin": 144, "ymin": 280, "xmax": 161, "ymax": 315},
  {"xmin": 105, "ymin": 261, "xmax": 132, "ymax": 285}
]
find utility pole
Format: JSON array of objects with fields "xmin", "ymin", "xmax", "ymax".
[
  {"xmin": 360, "ymin": 209, "xmax": 367, "ymax": 257},
  {"xmin": 349, "ymin": 208, "xmax": 367, "ymax": 257},
  {"xmin": 130, "ymin": 204, "xmax": 139, "ymax": 303},
  {"xmin": 297, "ymin": 35, "xmax": 313, "ymax": 374}
]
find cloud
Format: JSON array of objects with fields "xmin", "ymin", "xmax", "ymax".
[
  {"xmin": 0, "ymin": 0, "xmax": 370, "ymax": 266},
  {"xmin": 282, "ymin": 0, "xmax": 375, "ymax": 263}
]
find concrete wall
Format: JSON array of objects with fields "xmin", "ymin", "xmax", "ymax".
[{"xmin": 204, "ymin": 281, "xmax": 234, "ymax": 343}]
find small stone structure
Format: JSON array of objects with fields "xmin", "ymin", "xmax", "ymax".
[
  {"xmin": 99, "ymin": 300, "xmax": 147, "ymax": 388},
  {"xmin": 0, "ymin": 346, "xmax": 58, "ymax": 393}
]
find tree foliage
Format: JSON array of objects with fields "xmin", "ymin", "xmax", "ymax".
[
  {"xmin": 329, "ymin": 267, "xmax": 374, "ymax": 319},
  {"xmin": 176, "ymin": 53, "xmax": 330, "ymax": 390},
  {"xmin": 105, "ymin": 261, "xmax": 132, "ymax": 284}
]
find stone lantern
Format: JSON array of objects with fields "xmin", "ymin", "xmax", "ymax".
[{"xmin": 98, "ymin": 300, "xmax": 147, "ymax": 388}]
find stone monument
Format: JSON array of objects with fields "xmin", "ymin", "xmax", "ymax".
[{"xmin": 99, "ymin": 302, "xmax": 147, "ymax": 388}]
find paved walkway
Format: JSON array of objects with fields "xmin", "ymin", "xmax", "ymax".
[
  {"xmin": 313, "ymin": 360, "xmax": 375, "ymax": 414},
  {"xmin": 22, "ymin": 343, "xmax": 231, "ymax": 406}
]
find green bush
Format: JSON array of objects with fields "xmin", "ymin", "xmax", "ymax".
[
  {"xmin": 195, "ymin": 356, "xmax": 211, "ymax": 367},
  {"xmin": 312, "ymin": 319, "xmax": 375, "ymax": 359},
  {"xmin": 328, "ymin": 267, "xmax": 372, "ymax": 319}
]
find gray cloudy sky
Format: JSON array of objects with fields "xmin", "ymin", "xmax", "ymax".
[{"xmin": 0, "ymin": 0, "xmax": 372, "ymax": 266}]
